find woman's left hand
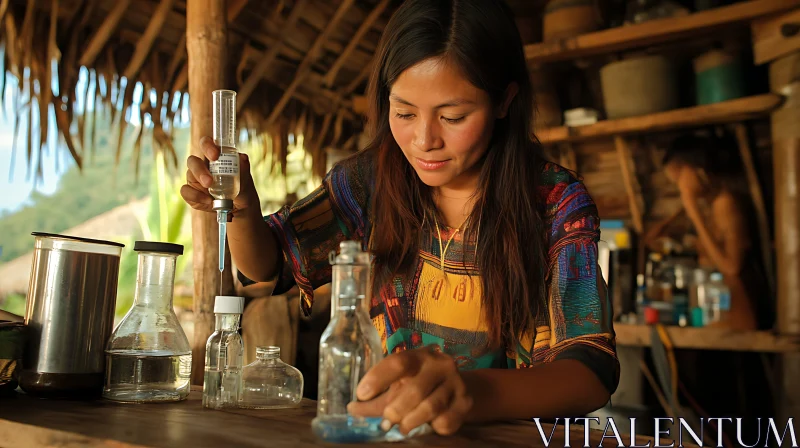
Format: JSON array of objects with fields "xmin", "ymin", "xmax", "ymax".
[{"xmin": 347, "ymin": 346, "xmax": 474, "ymax": 436}]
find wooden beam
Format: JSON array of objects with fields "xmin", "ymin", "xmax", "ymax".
[
  {"xmin": 186, "ymin": 0, "xmax": 233, "ymax": 386},
  {"xmin": 346, "ymin": 58, "xmax": 373, "ymax": 95},
  {"xmin": 525, "ymin": 0, "xmax": 800, "ymax": 64},
  {"xmin": 227, "ymin": 0, "xmax": 249, "ymax": 19},
  {"xmin": 733, "ymin": 123, "xmax": 776, "ymax": 296},
  {"xmin": 123, "ymin": 0, "xmax": 176, "ymax": 80},
  {"xmin": 537, "ymin": 93, "xmax": 783, "ymax": 144},
  {"xmin": 615, "ymin": 323, "xmax": 800, "ymax": 352},
  {"xmin": 236, "ymin": 0, "xmax": 309, "ymax": 111},
  {"xmin": 167, "ymin": 34, "xmax": 187, "ymax": 85},
  {"xmin": 769, "ymin": 49, "xmax": 800, "ymax": 429},
  {"xmin": 614, "ymin": 136, "xmax": 644, "ymax": 234},
  {"xmin": 322, "ymin": 0, "xmax": 389, "ymax": 87},
  {"xmin": 77, "ymin": 0, "xmax": 132, "ymax": 68},
  {"xmin": 266, "ymin": 0, "xmax": 355, "ymax": 126},
  {"xmin": 752, "ymin": 8, "xmax": 800, "ymax": 65},
  {"xmin": 235, "ymin": 44, "xmax": 357, "ymax": 118}
]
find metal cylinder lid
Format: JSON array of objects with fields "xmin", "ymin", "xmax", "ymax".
[
  {"xmin": 134, "ymin": 241, "xmax": 184, "ymax": 255},
  {"xmin": 213, "ymin": 199, "xmax": 234, "ymax": 211},
  {"xmin": 31, "ymin": 232, "xmax": 124, "ymax": 248}
]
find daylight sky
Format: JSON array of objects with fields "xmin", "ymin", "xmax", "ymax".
[
  {"xmin": 0, "ymin": 78, "xmax": 65, "ymax": 213},
  {"xmin": 0, "ymin": 68, "xmax": 189, "ymax": 213}
]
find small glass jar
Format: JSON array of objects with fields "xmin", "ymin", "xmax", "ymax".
[{"xmin": 239, "ymin": 346, "xmax": 303, "ymax": 409}]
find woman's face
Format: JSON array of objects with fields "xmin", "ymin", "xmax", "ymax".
[{"xmin": 388, "ymin": 57, "xmax": 508, "ymax": 191}]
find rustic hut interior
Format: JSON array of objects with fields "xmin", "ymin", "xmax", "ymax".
[{"xmin": 1, "ymin": 0, "xmax": 798, "ymax": 444}]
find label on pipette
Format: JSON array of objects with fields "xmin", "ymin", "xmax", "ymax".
[{"xmin": 210, "ymin": 153, "xmax": 239, "ymax": 176}]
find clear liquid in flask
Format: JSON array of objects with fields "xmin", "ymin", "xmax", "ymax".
[{"xmin": 103, "ymin": 350, "xmax": 191, "ymax": 403}]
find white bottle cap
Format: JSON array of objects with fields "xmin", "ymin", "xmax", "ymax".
[{"xmin": 214, "ymin": 295, "xmax": 244, "ymax": 314}]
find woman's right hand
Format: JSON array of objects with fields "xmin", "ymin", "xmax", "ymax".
[{"xmin": 180, "ymin": 135, "xmax": 260, "ymax": 216}]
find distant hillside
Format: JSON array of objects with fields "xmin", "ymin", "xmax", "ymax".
[
  {"xmin": 0, "ymin": 125, "xmax": 190, "ymax": 263},
  {"xmin": 0, "ymin": 198, "xmax": 149, "ymax": 297}
]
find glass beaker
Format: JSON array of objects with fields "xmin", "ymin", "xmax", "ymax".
[
  {"xmin": 103, "ymin": 241, "xmax": 191, "ymax": 403},
  {"xmin": 311, "ymin": 241, "xmax": 386, "ymax": 443},
  {"xmin": 239, "ymin": 346, "xmax": 303, "ymax": 409}
]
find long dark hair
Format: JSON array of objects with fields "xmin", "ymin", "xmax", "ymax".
[
  {"xmin": 364, "ymin": 0, "xmax": 547, "ymax": 350},
  {"xmin": 663, "ymin": 132, "xmax": 745, "ymax": 193}
]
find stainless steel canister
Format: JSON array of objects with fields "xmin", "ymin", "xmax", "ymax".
[{"xmin": 20, "ymin": 232, "xmax": 123, "ymax": 397}]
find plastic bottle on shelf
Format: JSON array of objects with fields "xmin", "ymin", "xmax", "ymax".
[{"xmin": 705, "ymin": 272, "xmax": 731, "ymax": 325}]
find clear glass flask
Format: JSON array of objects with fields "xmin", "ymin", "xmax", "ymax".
[
  {"xmin": 103, "ymin": 242, "xmax": 191, "ymax": 403},
  {"xmin": 203, "ymin": 295, "xmax": 245, "ymax": 409},
  {"xmin": 239, "ymin": 346, "xmax": 304, "ymax": 409},
  {"xmin": 312, "ymin": 241, "xmax": 386, "ymax": 443}
]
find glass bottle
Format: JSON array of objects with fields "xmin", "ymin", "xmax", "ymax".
[
  {"xmin": 312, "ymin": 241, "xmax": 386, "ymax": 443},
  {"xmin": 203, "ymin": 295, "xmax": 245, "ymax": 409},
  {"xmin": 705, "ymin": 272, "xmax": 731, "ymax": 325},
  {"xmin": 210, "ymin": 89, "xmax": 239, "ymax": 274},
  {"xmin": 103, "ymin": 242, "xmax": 191, "ymax": 403},
  {"xmin": 239, "ymin": 346, "xmax": 304, "ymax": 409},
  {"xmin": 209, "ymin": 89, "xmax": 240, "ymax": 212}
]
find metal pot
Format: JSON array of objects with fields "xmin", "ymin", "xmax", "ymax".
[{"xmin": 19, "ymin": 232, "xmax": 123, "ymax": 398}]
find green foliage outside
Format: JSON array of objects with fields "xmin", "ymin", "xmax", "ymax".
[
  {"xmin": 0, "ymin": 120, "xmax": 182, "ymax": 263},
  {"xmin": 113, "ymin": 144, "xmax": 193, "ymax": 318},
  {"xmin": 0, "ymin": 112, "xmax": 319, "ymax": 319}
]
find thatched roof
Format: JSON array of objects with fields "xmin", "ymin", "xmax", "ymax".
[{"xmin": 1, "ymin": 0, "xmax": 544, "ymax": 180}]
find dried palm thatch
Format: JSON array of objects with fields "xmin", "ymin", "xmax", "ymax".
[
  {"xmin": 0, "ymin": 0, "xmax": 187, "ymax": 183},
  {"xmin": 0, "ymin": 0, "xmax": 543, "ymax": 184},
  {"xmin": 0, "ymin": 0, "xmax": 372, "ymax": 183}
]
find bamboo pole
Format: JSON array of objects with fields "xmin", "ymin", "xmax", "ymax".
[
  {"xmin": 323, "ymin": 0, "xmax": 389, "ymax": 87},
  {"xmin": 266, "ymin": 0, "xmax": 355, "ymax": 126},
  {"xmin": 732, "ymin": 123, "xmax": 775, "ymax": 296},
  {"xmin": 123, "ymin": 0, "xmax": 176, "ymax": 81},
  {"xmin": 78, "ymin": 0, "xmax": 132, "ymax": 68},
  {"xmin": 346, "ymin": 57, "xmax": 373, "ymax": 94},
  {"xmin": 186, "ymin": 0, "xmax": 233, "ymax": 385},
  {"xmin": 236, "ymin": 0, "xmax": 309, "ymax": 111}
]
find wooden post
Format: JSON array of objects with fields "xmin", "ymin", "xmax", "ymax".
[
  {"xmin": 769, "ymin": 51, "xmax": 800, "ymax": 424},
  {"xmin": 614, "ymin": 136, "xmax": 645, "ymax": 234},
  {"xmin": 186, "ymin": 0, "xmax": 234, "ymax": 385}
]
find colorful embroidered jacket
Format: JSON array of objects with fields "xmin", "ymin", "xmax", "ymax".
[{"xmin": 243, "ymin": 148, "xmax": 619, "ymax": 393}]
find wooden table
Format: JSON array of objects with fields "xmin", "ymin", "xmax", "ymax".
[{"xmin": 0, "ymin": 387, "xmax": 661, "ymax": 447}]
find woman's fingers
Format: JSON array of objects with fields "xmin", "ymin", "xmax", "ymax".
[
  {"xmin": 187, "ymin": 155, "xmax": 213, "ymax": 188},
  {"xmin": 382, "ymin": 372, "xmax": 442, "ymax": 426},
  {"xmin": 397, "ymin": 382, "xmax": 454, "ymax": 435},
  {"xmin": 180, "ymin": 184, "xmax": 213, "ymax": 211},
  {"xmin": 357, "ymin": 350, "xmax": 421, "ymax": 401},
  {"xmin": 347, "ymin": 380, "xmax": 403, "ymax": 418},
  {"xmin": 199, "ymin": 136, "xmax": 220, "ymax": 161}
]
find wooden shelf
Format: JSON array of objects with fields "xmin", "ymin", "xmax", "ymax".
[
  {"xmin": 525, "ymin": 0, "xmax": 800, "ymax": 64},
  {"xmin": 536, "ymin": 93, "xmax": 783, "ymax": 145},
  {"xmin": 615, "ymin": 323, "xmax": 800, "ymax": 352}
]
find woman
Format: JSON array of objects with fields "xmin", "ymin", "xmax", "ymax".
[
  {"xmin": 661, "ymin": 133, "xmax": 773, "ymax": 331},
  {"xmin": 658, "ymin": 133, "xmax": 775, "ymax": 440},
  {"xmin": 181, "ymin": 0, "xmax": 618, "ymax": 436}
]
